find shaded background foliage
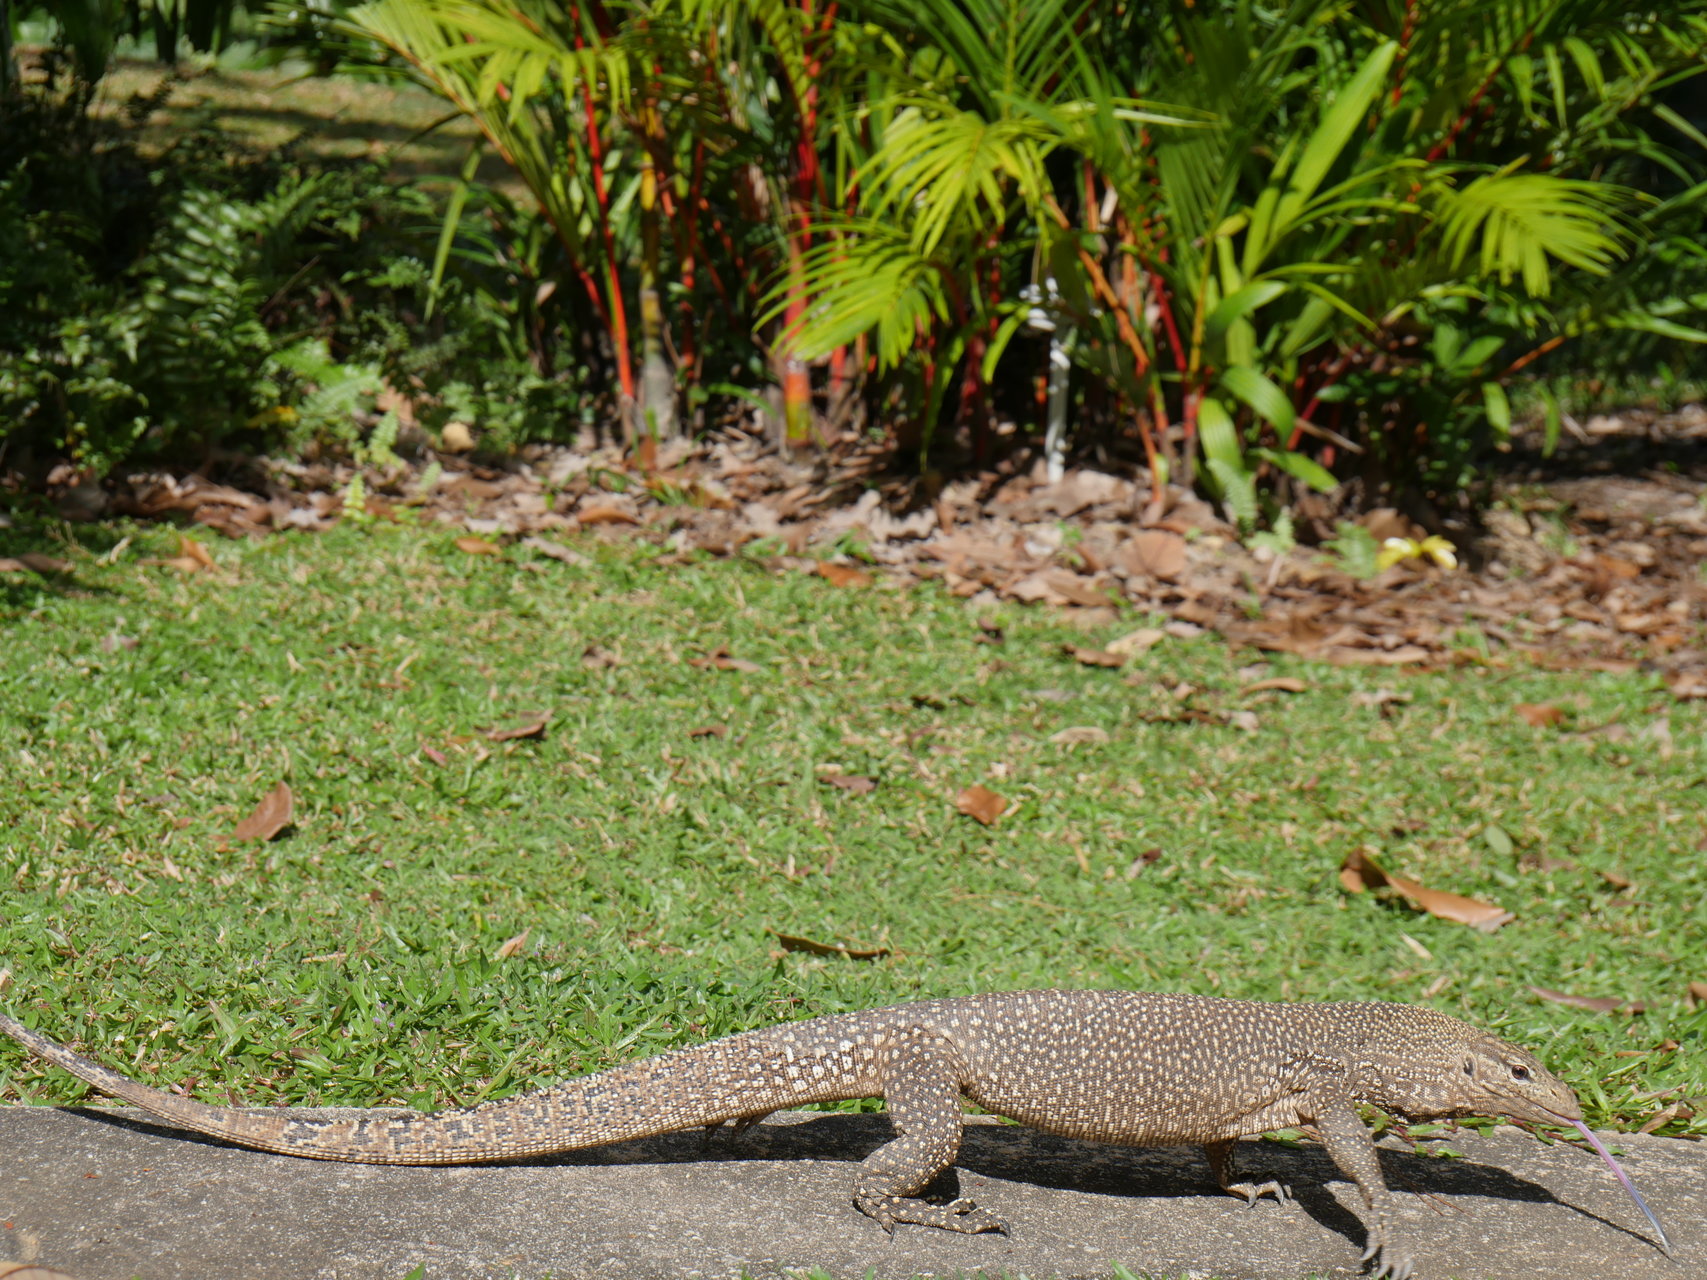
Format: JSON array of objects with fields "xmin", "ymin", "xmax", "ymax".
[{"xmin": 2, "ymin": 0, "xmax": 1704, "ymax": 525}]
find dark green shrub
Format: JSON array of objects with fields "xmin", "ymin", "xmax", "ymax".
[{"xmin": 0, "ymin": 75, "xmax": 593, "ymax": 479}]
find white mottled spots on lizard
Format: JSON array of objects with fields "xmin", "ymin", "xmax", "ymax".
[{"xmin": 0, "ymin": 989, "xmax": 1656, "ymax": 1280}]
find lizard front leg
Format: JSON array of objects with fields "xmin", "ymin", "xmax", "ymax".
[
  {"xmin": 853, "ymin": 1024, "xmax": 1007, "ymax": 1235},
  {"xmin": 1311, "ymin": 1096, "xmax": 1412, "ymax": 1280}
]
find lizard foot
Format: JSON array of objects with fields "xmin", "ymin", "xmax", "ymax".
[
  {"xmin": 856, "ymin": 1192, "xmax": 1009, "ymax": 1235},
  {"xmin": 1227, "ymin": 1178, "xmax": 1291, "ymax": 1207},
  {"xmin": 699, "ymin": 1111, "xmax": 775, "ymax": 1150},
  {"xmin": 1360, "ymin": 1235, "xmax": 1415, "ymax": 1280}
]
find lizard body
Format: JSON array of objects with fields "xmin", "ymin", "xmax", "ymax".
[{"xmin": 0, "ymin": 988, "xmax": 1670, "ymax": 1280}]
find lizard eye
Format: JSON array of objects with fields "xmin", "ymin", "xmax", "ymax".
[
  {"xmin": 1511, "ymin": 1065, "xmax": 1530, "ymax": 1081},
  {"xmin": 1462, "ymin": 1059, "xmax": 1474, "ymax": 1076}
]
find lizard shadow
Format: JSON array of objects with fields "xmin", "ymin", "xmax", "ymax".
[
  {"xmin": 68, "ymin": 1107, "xmax": 1651, "ymax": 1255},
  {"xmin": 594, "ymin": 1114, "xmax": 1655, "ymax": 1256}
]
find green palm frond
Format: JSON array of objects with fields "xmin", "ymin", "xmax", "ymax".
[
  {"xmin": 765, "ymin": 219, "xmax": 952, "ymax": 367},
  {"xmin": 1431, "ymin": 167, "xmax": 1636, "ymax": 295},
  {"xmin": 670, "ymin": 0, "xmax": 813, "ymax": 122},
  {"xmin": 345, "ymin": 0, "xmax": 633, "ymax": 265},
  {"xmin": 856, "ymin": 0, "xmax": 1092, "ymax": 112},
  {"xmin": 858, "ymin": 105, "xmax": 1054, "ymax": 254}
]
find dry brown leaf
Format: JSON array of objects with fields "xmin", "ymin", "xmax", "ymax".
[
  {"xmin": 690, "ymin": 647, "xmax": 762, "ymax": 674},
  {"xmin": 1009, "ymin": 569, "xmax": 1109, "ymax": 608},
  {"xmin": 487, "ymin": 715, "xmax": 550, "ymax": 742},
  {"xmin": 1005, "ymin": 571, "xmax": 1066, "ymax": 606},
  {"xmin": 440, "ymin": 421, "xmax": 475, "ymax": 452},
  {"xmin": 521, "ymin": 536, "xmax": 586, "ymax": 565},
  {"xmin": 1027, "ymin": 469, "xmax": 1131, "ymax": 517},
  {"xmin": 1241, "ymin": 677, "xmax": 1308, "ymax": 695},
  {"xmin": 1338, "ymin": 847, "xmax": 1514, "ymax": 932},
  {"xmin": 1515, "ymin": 703, "xmax": 1566, "ymax": 728},
  {"xmin": 1639, "ymin": 1103, "xmax": 1690, "ymax": 1135},
  {"xmin": 578, "ymin": 505, "xmax": 642, "ymax": 526},
  {"xmin": 455, "ymin": 536, "xmax": 501, "ymax": 556},
  {"xmin": 1226, "ymin": 709, "xmax": 1260, "ymax": 733},
  {"xmin": 178, "ymin": 535, "xmax": 215, "ymax": 570},
  {"xmin": 1666, "ymin": 671, "xmax": 1707, "ymax": 700},
  {"xmin": 1106, "ymin": 627, "xmax": 1166, "ymax": 656},
  {"xmin": 818, "ymin": 562, "xmax": 873, "ymax": 588},
  {"xmin": 768, "ymin": 930, "xmax": 890, "ymax": 961},
  {"xmin": 1350, "ymin": 687, "xmax": 1411, "ymax": 709},
  {"xmin": 1598, "ymin": 869, "xmax": 1633, "ymax": 890},
  {"xmin": 1116, "ymin": 529, "xmax": 1187, "ymax": 581},
  {"xmin": 581, "ymin": 644, "xmax": 621, "ymax": 669},
  {"xmin": 1688, "ymin": 980, "xmax": 1707, "ymax": 1005},
  {"xmin": 1324, "ymin": 644, "xmax": 1432, "ymax": 667},
  {"xmin": 0, "ymin": 552, "xmax": 75, "ymax": 574},
  {"xmin": 359, "ymin": 496, "xmax": 397, "ymax": 524},
  {"xmin": 1138, "ymin": 706, "xmax": 1223, "ymax": 727},
  {"xmin": 494, "ymin": 928, "xmax": 530, "ymax": 960},
  {"xmin": 823, "ymin": 773, "xmax": 877, "ymax": 794},
  {"xmin": 1594, "ymin": 554, "xmax": 1642, "ymax": 580},
  {"xmin": 1127, "ymin": 847, "xmax": 1164, "ymax": 877},
  {"xmin": 688, "ymin": 723, "xmax": 728, "ymax": 739},
  {"xmin": 232, "ymin": 781, "xmax": 294, "ymax": 842},
  {"xmin": 374, "ymin": 382, "xmax": 418, "ymax": 427},
  {"xmin": 100, "ymin": 632, "xmax": 139, "ymax": 652},
  {"xmin": 1049, "ymin": 726, "xmax": 1110, "ymax": 746},
  {"xmin": 1361, "ymin": 507, "xmax": 1423, "ymax": 543},
  {"xmin": 1530, "ymin": 986, "xmax": 1644, "ymax": 1015},
  {"xmin": 147, "ymin": 533, "xmax": 218, "ymax": 573},
  {"xmin": 955, "ymin": 784, "xmax": 1008, "ymax": 826},
  {"xmin": 421, "ymin": 745, "xmax": 449, "ymax": 766},
  {"xmin": 1169, "ymin": 601, "xmax": 1215, "ymax": 628},
  {"xmin": 1065, "ymin": 644, "xmax": 1125, "ymax": 668}
]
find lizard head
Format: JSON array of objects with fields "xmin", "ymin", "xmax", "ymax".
[
  {"xmin": 1443, "ymin": 1031, "xmax": 1583, "ymax": 1127},
  {"xmin": 1373, "ymin": 1009, "xmax": 1671, "ymax": 1256},
  {"xmin": 1357, "ymin": 1007, "xmax": 1581, "ymax": 1127}
]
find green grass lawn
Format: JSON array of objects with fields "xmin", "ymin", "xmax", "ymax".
[{"xmin": 1, "ymin": 516, "xmax": 1703, "ymax": 1148}]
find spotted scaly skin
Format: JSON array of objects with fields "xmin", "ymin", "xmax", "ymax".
[{"xmin": 1, "ymin": 990, "xmax": 1588, "ymax": 1279}]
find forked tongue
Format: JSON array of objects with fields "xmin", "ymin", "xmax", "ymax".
[{"xmin": 1568, "ymin": 1118, "xmax": 1671, "ymax": 1254}]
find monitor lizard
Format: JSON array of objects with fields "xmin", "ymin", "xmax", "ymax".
[{"xmin": 0, "ymin": 988, "xmax": 1673, "ymax": 1280}]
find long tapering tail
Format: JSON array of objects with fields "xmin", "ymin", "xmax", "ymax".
[{"xmin": 0, "ymin": 1009, "xmax": 864, "ymax": 1165}]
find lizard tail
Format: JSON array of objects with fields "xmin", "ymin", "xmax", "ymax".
[{"xmin": 0, "ymin": 1011, "xmax": 842, "ymax": 1165}]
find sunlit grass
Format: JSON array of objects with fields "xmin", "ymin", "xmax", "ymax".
[{"xmin": 0, "ymin": 517, "xmax": 1702, "ymax": 1141}]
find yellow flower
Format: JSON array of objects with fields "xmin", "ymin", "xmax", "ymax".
[
  {"xmin": 1376, "ymin": 535, "xmax": 1457, "ymax": 571},
  {"xmin": 246, "ymin": 405, "xmax": 299, "ymax": 429},
  {"xmin": 1418, "ymin": 536, "xmax": 1458, "ymax": 568}
]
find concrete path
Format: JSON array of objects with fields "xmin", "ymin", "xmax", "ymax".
[{"xmin": 0, "ymin": 1106, "xmax": 1699, "ymax": 1280}]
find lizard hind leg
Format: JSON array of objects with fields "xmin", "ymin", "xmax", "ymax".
[
  {"xmin": 852, "ymin": 1025, "xmax": 1008, "ymax": 1236},
  {"xmin": 1203, "ymin": 1138, "xmax": 1292, "ymax": 1206},
  {"xmin": 700, "ymin": 1109, "xmax": 778, "ymax": 1150}
]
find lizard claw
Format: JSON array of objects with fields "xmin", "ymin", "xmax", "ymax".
[
  {"xmin": 856, "ymin": 1191, "xmax": 1006, "ymax": 1235},
  {"xmin": 1228, "ymin": 1178, "xmax": 1291, "ymax": 1207},
  {"xmin": 943, "ymin": 1198, "xmax": 1009, "ymax": 1234},
  {"xmin": 1359, "ymin": 1236, "xmax": 1414, "ymax": 1280}
]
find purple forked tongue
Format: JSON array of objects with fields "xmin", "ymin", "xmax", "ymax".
[{"xmin": 1568, "ymin": 1118, "xmax": 1672, "ymax": 1255}]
